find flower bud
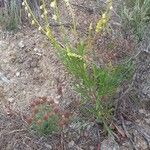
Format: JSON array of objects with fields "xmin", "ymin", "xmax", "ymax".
[
  {"xmin": 31, "ymin": 20, "xmax": 35, "ymax": 25},
  {"xmin": 40, "ymin": 5, "xmax": 43, "ymax": 9},
  {"xmin": 44, "ymin": 10, "xmax": 48, "ymax": 15},
  {"xmin": 52, "ymin": 14, "xmax": 57, "ymax": 21},
  {"xmin": 38, "ymin": 26, "xmax": 42, "ymax": 31},
  {"xmin": 28, "ymin": 13, "xmax": 31, "ymax": 18},
  {"xmin": 110, "ymin": 6, "xmax": 113, "ymax": 10},
  {"xmin": 25, "ymin": 7, "xmax": 28, "ymax": 11},
  {"xmin": 50, "ymin": 1, "xmax": 56, "ymax": 8},
  {"xmin": 43, "ymin": 114, "xmax": 49, "ymax": 120},
  {"xmin": 102, "ymin": 13, "xmax": 106, "ymax": 19},
  {"xmin": 41, "ymin": 14, "xmax": 44, "ymax": 18},
  {"xmin": 22, "ymin": 2, "xmax": 25, "ymax": 6}
]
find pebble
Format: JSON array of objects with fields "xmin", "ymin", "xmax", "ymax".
[
  {"xmin": 0, "ymin": 72, "xmax": 10, "ymax": 84},
  {"xmin": 44, "ymin": 143, "xmax": 52, "ymax": 149},
  {"xmin": 18, "ymin": 40, "xmax": 25, "ymax": 48},
  {"xmin": 68, "ymin": 140, "xmax": 75, "ymax": 148},
  {"xmin": 8, "ymin": 98, "xmax": 14, "ymax": 103},
  {"xmin": 16, "ymin": 72, "xmax": 21, "ymax": 77},
  {"xmin": 89, "ymin": 146, "xmax": 95, "ymax": 150},
  {"xmin": 101, "ymin": 137, "xmax": 119, "ymax": 150}
]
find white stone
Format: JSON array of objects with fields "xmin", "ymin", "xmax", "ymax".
[{"xmin": 18, "ymin": 41, "xmax": 25, "ymax": 48}]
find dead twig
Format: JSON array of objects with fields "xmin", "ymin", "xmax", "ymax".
[
  {"xmin": 120, "ymin": 115, "xmax": 138, "ymax": 150},
  {"xmin": 2, "ymin": 129, "xmax": 26, "ymax": 135},
  {"xmin": 61, "ymin": 126, "xmax": 66, "ymax": 150},
  {"xmin": 96, "ymin": 123, "xmax": 101, "ymax": 150}
]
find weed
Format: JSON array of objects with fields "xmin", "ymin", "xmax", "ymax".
[
  {"xmin": 119, "ymin": 0, "xmax": 150, "ymax": 41},
  {"xmin": 25, "ymin": 97, "xmax": 71, "ymax": 135},
  {"xmin": 22, "ymin": 0, "xmax": 134, "ymax": 135}
]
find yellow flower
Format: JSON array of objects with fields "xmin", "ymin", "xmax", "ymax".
[
  {"xmin": 102, "ymin": 13, "xmax": 106, "ymax": 19},
  {"xmin": 52, "ymin": 14, "xmax": 57, "ymax": 21},
  {"xmin": 67, "ymin": 52, "xmax": 83, "ymax": 60},
  {"xmin": 31, "ymin": 20, "xmax": 35, "ymax": 25},
  {"xmin": 25, "ymin": 7, "xmax": 28, "ymax": 11},
  {"xmin": 44, "ymin": 10, "xmax": 48, "ymax": 15},
  {"xmin": 38, "ymin": 26, "xmax": 42, "ymax": 31},
  {"xmin": 46, "ymin": 30, "xmax": 51, "ymax": 36},
  {"xmin": 28, "ymin": 13, "xmax": 31, "ymax": 18},
  {"xmin": 41, "ymin": 14, "xmax": 44, "ymax": 18},
  {"xmin": 110, "ymin": 6, "xmax": 113, "ymax": 10},
  {"xmin": 40, "ymin": 5, "xmax": 43, "ymax": 9},
  {"xmin": 50, "ymin": 1, "xmax": 56, "ymax": 8},
  {"xmin": 22, "ymin": 2, "xmax": 25, "ymax": 6}
]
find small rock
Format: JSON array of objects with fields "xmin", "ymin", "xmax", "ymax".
[
  {"xmin": 89, "ymin": 146, "xmax": 95, "ymax": 150},
  {"xmin": 44, "ymin": 143, "xmax": 52, "ymax": 149},
  {"xmin": 18, "ymin": 41, "xmax": 25, "ymax": 48},
  {"xmin": 139, "ymin": 109, "xmax": 146, "ymax": 114},
  {"xmin": 101, "ymin": 137, "xmax": 119, "ymax": 150},
  {"xmin": 134, "ymin": 131, "xmax": 148, "ymax": 150},
  {"xmin": 0, "ymin": 41, "xmax": 8, "ymax": 50},
  {"xmin": 8, "ymin": 98, "xmax": 14, "ymax": 103},
  {"xmin": 145, "ymin": 118, "xmax": 150, "ymax": 124},
  {"xmin": 68, "ymin": 140, "xmax": 75, "ymax": 148},
  {"xmin": 16, "ymin": 72, "xmax": 21, "ymax": 77},
  {"xmin": 0, "ymin": 72, "xmax": 10, "ymax": 84}
]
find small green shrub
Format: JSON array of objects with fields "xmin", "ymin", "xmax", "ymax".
[
  {"xmin": 63, "ymin": 45, "xmax": 133, "ymax": 135},
  {"xmin": 119, "ymin": 0, "xmax": 150, "ymax": 41},
  {"xmin": 26, "ymin": 97, "xmax": 71, "ymax": 135}
]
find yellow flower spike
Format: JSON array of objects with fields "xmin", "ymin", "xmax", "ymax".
[
  {"xmin": 102, "ymin": 19, "xmax": 107, "ymax": 24},
  {"xmin": 67, "ymin": 52, "xmax": 83, "ymax": 60}
]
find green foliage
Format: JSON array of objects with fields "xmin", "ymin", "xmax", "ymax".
[
  {"xmin": 119, "ymin": 0, "xmax": 150, "ymax": 41},
  {"xmin": 26, "ymin": 97, "xmax": 71, "ymax": 136},
  {"xmin": 22, "ymin": 0, "xmax": 134, "ymax": 135},
  {"xmin": 62, "ymin": 43, "xmax": 134, "ymax": 135},
  {"xmin": 30, "ymin": 104, "xmax": 60, "ymax": 135}
]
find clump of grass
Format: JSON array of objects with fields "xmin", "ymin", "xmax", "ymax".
[
  {"xmin": 0, "ymin": 0, "xmax": 22, "ymax": 31},
  {"xmin": 22, "ymin": 0, "xmax": 134, "ymax": 135},
  {"xmin": 25, "ymin": 97, "xmax": 71, "ymax": 135},
  {"xmin": 119, "ymin": 0, "xmax": 150, "ymax": 41}
]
